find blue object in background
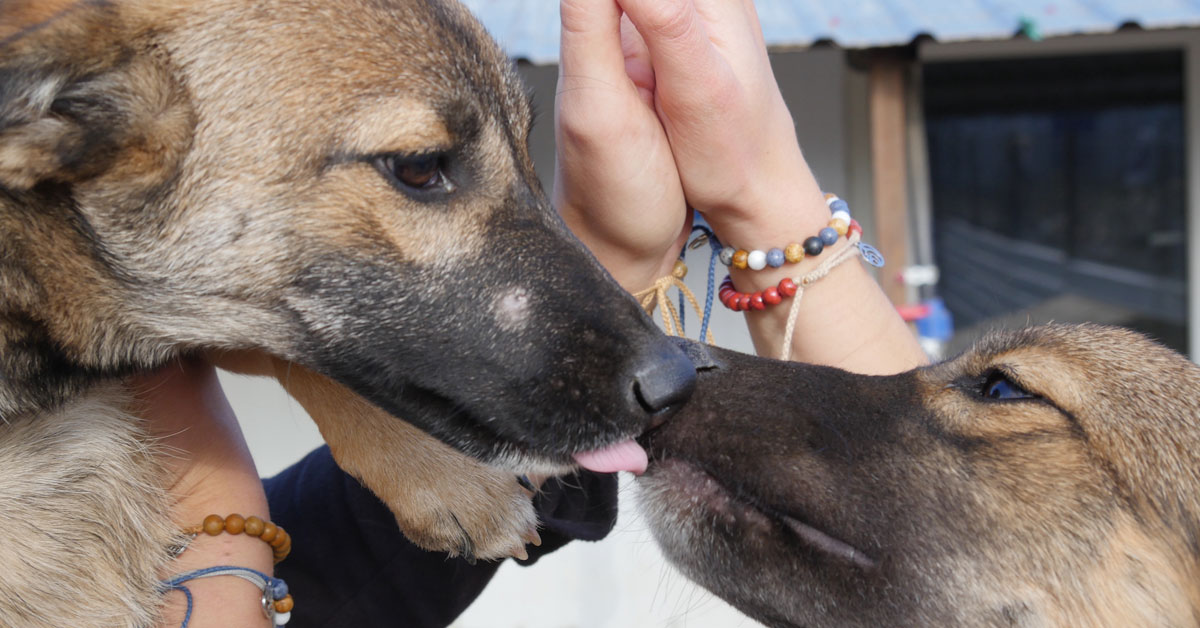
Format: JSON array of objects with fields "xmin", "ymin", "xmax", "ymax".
[{"xmin": 916, "ymin": 297, "xmax": 955, "ymax": 346}]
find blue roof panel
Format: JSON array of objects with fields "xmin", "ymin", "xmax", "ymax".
[{"xmin": 460, "ymin": 0, "xmax": 1200, "ymax": 64}]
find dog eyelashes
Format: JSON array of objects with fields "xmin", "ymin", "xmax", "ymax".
[
  {"xmin": 981, "ymin": 369, "xmax": 1037, "ymax": 401},
  {"xmin": 375, "ymin": 152, "xmax": 455, "ymax": 194}
]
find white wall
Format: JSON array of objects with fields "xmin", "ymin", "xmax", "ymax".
[{"xmin": 231, "ymin": 46, "xmax": 852, "ymax": 627}]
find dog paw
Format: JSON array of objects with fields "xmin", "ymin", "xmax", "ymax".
[
  {"xmin": 385, "ymin": 468, "xmax": 542, "ymax": 563},
  {"xmin": 270, "ymin": 363, "xmax": 545, "ymax": 563}
]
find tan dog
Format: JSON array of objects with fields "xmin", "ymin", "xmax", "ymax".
[
  {"xmin": 0, "ymin": 0, "xmax": 697, "ymax": 625},
  {"xmin": 643, "ymin": 324, "xmax": 1200, "ymax": 627}
]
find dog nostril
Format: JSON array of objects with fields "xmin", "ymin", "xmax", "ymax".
[{"xmin": 631, "ymin": 345, "xmax": 697, "ymax": 417}]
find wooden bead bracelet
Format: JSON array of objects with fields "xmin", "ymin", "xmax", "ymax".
[
  {"xmin": 181, "ymin": 514, "xmax": 295, "ymax": 617},
  {"xmin": 185, "ymin": 513, "xmax": 293, "ymax": 565}
]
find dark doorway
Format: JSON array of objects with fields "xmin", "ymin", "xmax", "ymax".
[{"xmin": 925, "ymin": 51, "xmax": 1187, "ymax": 354}]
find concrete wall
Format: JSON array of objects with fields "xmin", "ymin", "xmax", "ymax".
[{"xmin": 231, "ymin": 46, "xmax": 854, "ymax": 628}]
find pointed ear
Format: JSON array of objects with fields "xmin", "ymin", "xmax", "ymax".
[{"xmin": 0, "ymin": 0, "xmax": 192, "ymax": 192}]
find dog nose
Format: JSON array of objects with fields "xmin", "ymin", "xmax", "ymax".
[{"xmin": 631, "ymin": 342, "xmax": 697, "ymax": 418}]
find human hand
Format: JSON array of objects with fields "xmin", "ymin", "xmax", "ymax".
[
  {"xmin": 132, "ymin": 359, "xmax": 273, "ymax": 627},
  {"xmin": 615, "ymin": 0, "xmax": 927, "ymax": 372},
  {"xmin": 555, "ymin": 0, "xmax": 690, "ymax": 291},
  {"xmin": 614, "ymin": 0, "xmax": 828, "ymax": 245}
]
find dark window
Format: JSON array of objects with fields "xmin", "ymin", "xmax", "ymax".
[{"xmin": 925, "ymin": 51, "xmax": 1187, "ymax": 354}]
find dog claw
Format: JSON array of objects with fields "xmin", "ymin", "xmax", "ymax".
[
  {"xmin": 522, "ymin": 528, "xmax": 542, "ymax": 547},
  {"xmin": 516, "ymin": 474, "xmax": 535, "ymax": 493},
  {"xmin": 510, "ymin": 545, "xmax": 529, "ymax": 561}
]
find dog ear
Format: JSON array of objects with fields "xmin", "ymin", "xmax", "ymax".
[{"xmin": 0, "ymin": 0, "xmax": 193, "ymax": 193}]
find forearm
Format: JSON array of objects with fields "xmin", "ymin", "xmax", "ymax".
[{"xmin": 134, "ymin": 359, "xmax": 275, "ymax": 628}]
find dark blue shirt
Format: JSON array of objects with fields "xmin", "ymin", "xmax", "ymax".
[{"xmin": 265, "ymin": 447, "xmax": 617, "ymax": 627}]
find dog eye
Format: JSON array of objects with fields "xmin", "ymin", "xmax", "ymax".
[
  {"xmin": 981, "ymin": 371, "xmax": 1036, "ymax": 401},
  {"xmin": 377, "ymin": 153, "xmax": 453, "ymax": 192}
]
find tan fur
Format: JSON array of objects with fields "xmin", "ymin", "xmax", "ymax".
[{"xmin": 0, "ymin": 386, "xmax": 179, "ymax": 628}]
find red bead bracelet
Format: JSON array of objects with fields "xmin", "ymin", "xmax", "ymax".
[{"xmin": 719, "ymin": 275, "xmax": 798, "ymax": 312}]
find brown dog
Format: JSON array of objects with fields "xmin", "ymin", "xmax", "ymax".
[
  {"xmin": 0, "ymin": 0, "xmax": 696, "ymax": 625},
  {"xmin": 642, "ymin": 324, "xmax": 1200, "ymax": 627}
]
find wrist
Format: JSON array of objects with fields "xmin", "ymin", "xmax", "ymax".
[
  {"xmin": 159, "ymin": 522, "xmax": 276, "ymax": 628},
  {"xmin": 698, "ymin": 152, "xmax": 826, "ymax": 252}
]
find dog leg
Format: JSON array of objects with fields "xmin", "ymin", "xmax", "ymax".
[{"xmin": 212, "ymin": 352, "xmax": 541, "ymax": 561}]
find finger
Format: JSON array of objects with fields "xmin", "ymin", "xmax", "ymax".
[
  {"xmin": 616, "ymin": 0, "xmax": 726, "ymax": 95},
  {"xmin": 559, "ymin": 0, "xmax": 627, "ymax": 86},
  {"xmin": 619, "ymin": 14, "xmax": 655, "ymax": 107}
]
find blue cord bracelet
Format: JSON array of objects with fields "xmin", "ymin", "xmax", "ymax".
[{"xmin": 161, "ymin": 566, "xmax": 291, "ymax": 627}]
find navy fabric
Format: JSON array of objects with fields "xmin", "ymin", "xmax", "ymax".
[{"xmin": 264, "ymin": 447, "xmax": 617, "ymax": 628}]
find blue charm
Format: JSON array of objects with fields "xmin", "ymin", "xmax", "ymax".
[
  {"xmin": 765, "ymin": 248, "xmax": 785, "ymax": 268},
  {"xmin": 857, "ymin": 242, "xmax": 885, "ymax": 267}
]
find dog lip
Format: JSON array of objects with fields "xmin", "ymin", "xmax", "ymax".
[
  {"xmin": 400, "ymin": 382, "xmax": 565, "ymax": 463},
  {"xmin": 646, "ymin": 456, "xmax": 877, "ymax": 571},
  {"xmin": 776, "ymin": 512, "xmax": 878, "ymax": 571}
]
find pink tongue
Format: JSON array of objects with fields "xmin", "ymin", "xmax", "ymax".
[{"xmin": 572, "ymin": 439, "xmax": 648, "ymax": 476}]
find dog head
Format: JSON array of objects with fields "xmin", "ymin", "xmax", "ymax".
[
  {"xmin": 641, "ymin": 325, "xmax": 1200, "ymax": 627},
  {"xmin": 0, "ymin": 0, "xmax": 694, "ymax": 471}
]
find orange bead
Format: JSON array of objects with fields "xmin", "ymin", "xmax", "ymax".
[
  {"xmin": 274, "ymin": 595, "xmax": 294, "ymax": 613},
  {"xmin": 260, "ymin": 522, "xmax": 278, "ymax": 543},
  {"xmin": 671, "ymin": 260, "xmax": 688, "ymax": 279},
  {"xmin": 202, "ymin": 515, "xmax": 225, "ymax": 536},
  {"xmin": 830, "ymin": 218, "xmax": 849, "ymax": 236},
  {"xmin": 224, "ymin": 514, "xmax": 246, "ymax": 535},
  {"xmin": 784, "ymin": 243, "xmax": 804, "ymax": 264},
  {"xmin": 270, "ymin": 530, "xmax": 289, "ymax": 548},
  {"xmin": 243, "ymin": 516, "xmax": 265, "ymax": 537},
  {"xmin": 731, "ymin": 250, "xmax": 749, "ymax": 269}
]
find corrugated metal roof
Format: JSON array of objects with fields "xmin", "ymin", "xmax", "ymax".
[{"xmin": 459, "ymin": 0, "xmax": 1200, "ymax": 64}]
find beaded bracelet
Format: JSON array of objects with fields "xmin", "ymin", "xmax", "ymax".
[
  {"xmin": 718, "ymin": 194, "xmax": 860, "ymax": 271},
  {"xmin": 170, "ymin": 514, "xmax": 296, "ymax": 623},
  {"xmin": 184, "ymin": 513, "xmax": 293, "ymax": 565},
  {"xmin": 719, "ymin": 231, "xmax": 865, "ymax": 312}
]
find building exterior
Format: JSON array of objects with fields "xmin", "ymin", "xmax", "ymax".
[{"xmin": 466, "ymin": 0, "xmax": 1200, "ymax": 358}]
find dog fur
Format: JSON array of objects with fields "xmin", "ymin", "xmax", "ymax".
[
  {"xmin": 0, "ymin": 0, "xmax": 695, "ymax": 625},
  {"xmin": 642, "ymin": 324, "xmax": 1200, "ymax": 627}
]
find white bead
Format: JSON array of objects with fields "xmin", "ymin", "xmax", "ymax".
[
  {"xmin": 831, "ymin": 210, "xmax": 851, "ymax": 224},
  {"xmin": 747, "ymin": 250, "xmax": 767, "ymax": 270},
  {"xmin": 275, "ymin": 611, "xmax": 291, "ymax": 626}
]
